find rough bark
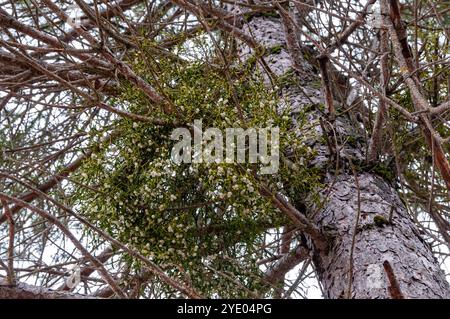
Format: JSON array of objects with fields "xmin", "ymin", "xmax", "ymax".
[
  {"xmin": 312, "ymin": 173, "xmax": 450, "ymax": 298},
  {"xmin": 0, "ymin": 279, "xmax": 97, "ymax": 299},
  {"xmin": 237, "ymin": 4, "xmax": 450, "ymax": 299}
]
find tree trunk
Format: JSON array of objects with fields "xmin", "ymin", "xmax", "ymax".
[
  {"xmin": 312, "ymin": 173, "xmax": 450, "ymax": 298},
  {"xmin": 238, "ymin": 7, "xmax": 450, "ymax": 299}
]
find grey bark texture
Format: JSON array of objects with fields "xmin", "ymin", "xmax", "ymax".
[
  {"xmin": 238, "ymin": 6, "xmax": 450, "ymax": 299},
  {"xmin": 312, "ymin": 173, "xmax": 450, "ymax": 298},
  {"xmin": 0, "ymin": 278, "xmax": 97, "ymax": 299}
]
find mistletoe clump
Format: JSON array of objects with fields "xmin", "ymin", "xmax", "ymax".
[{"xmin": 71, "ymin": 39, "xmax": 322, "ymax": 297}]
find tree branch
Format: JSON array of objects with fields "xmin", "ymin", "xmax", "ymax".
[
  {"xmin": 264, "ymin": 245, "xmax": 309, "ymax": 285},
  {"xmin": 0, "ymin": 278, "xmax": 98, "ymax": 299}
]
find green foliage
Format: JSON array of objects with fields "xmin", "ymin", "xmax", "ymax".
[
  {"xmin": 373, "ymin": 215, "xmax": 389, "ymax": 227},
  {"xmin": 71, "ymin": 39, "xmax": 322, "ymax": 297},
  {"xmin": 268, "ymin": 45, "xmax": 283, "ymax": 55},
  {"xmin": 276, "ymin": 69, "xmax": 298, "ymax": 88},
  {"xmin": 371, "ymin": 162, "xmax": 396, "ymax": 184}
]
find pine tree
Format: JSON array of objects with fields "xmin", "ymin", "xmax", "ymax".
[{"xmin": 0, "ymin": 0, "xmax": 449, "ymax": 299}]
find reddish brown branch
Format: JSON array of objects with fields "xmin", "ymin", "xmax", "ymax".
[
  {"xmin": 387, "ymin": 2, "xmax": 450, "ymax": 192},
  {"xmin": 383, "ymin": 260, "xmax": 405, "ymax": 299},
  {"xmin": 264, "ymin": 245, "xmax": 309, "ymax": 285},
  {"xmin": 1, "ymin": 200, "xmax": 16, "ymax": 286},
  {"xmin": 0, "ymin": 131, "xmax": 119, "ymax": 224},
  {"xmin": 318, "ymin": 57, "xmax": 335, "ymax": 120}
]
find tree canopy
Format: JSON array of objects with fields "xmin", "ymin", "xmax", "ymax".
[{"xmin": 0, "ymin": 0, "xmax": 449, "ymax": 299}]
